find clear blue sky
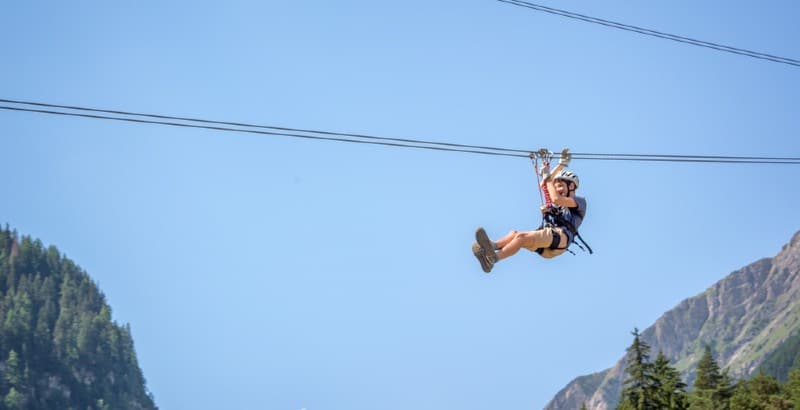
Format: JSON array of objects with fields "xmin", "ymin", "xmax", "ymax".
[{"xmin": 2, "ymin": 1, "xmax": 799, "ymax": 409}]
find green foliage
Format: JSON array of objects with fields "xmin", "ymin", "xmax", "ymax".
[
  {"xmin": 619, "ymin": 328, "xmax": 684, "ymax": 410},
  {"xmin": 616, "ymin": 398, "xmax": 636, "ymax": 410},
  {"xmin": 728, "ymin": 372, "xmax": 794, "ymax": 410},
  {"xmin": 729, "ymin": 379, "xmax": 757, "ymax": 410},
  {"xmin": 694, "ymin": 346, "xmax": 723, "ymax": 390},
  {"xmin": 4, "ymin": 387, "xmax": 24, "ymax": 409},
  {"xmin": 654, "ymin": 351, "xmax": 688, "ymax": 409},
  {"xmin": 687, "ymin": 389, "xmax": 716, "ymax": 410},
  {"xmin": 0, "ymin": 226, "xmax": 157, "ymax": 409},
  {"xmin": 688, "ymin": 346, "xmax": 732, "ymax": 410},
  {"xmin": 717, "ymin": 371, "xmax": 734, "ymax": 405},
  {"xmin": 613, "ymin": 327, "xmax": 800, "ymax": 410},
  {"xmin": 757, "ymin": 330, "xmax": 800, "ymax": 383},
  {"xmin": 784, "ymin": 368, "xmax": 800, "ymax": 406}
]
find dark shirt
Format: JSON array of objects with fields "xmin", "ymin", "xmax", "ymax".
[{"xmin": 553, "ymin": 196, "xmax": 586, "ymax": 243}]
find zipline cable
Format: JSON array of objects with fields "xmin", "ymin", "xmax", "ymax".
[
  {"xmin": 2, "ymin": 100, "xmax": 799, "ymax": 165},
  {"xmin": 497, "ymin": 0, "xmax": 800, "ymax": 68},
  {"xmin": 571, "ymin": 152, "xmax": 800, "ymax": 161},
  {"xmin": 0, "ymin": 98, "xmax": 532, "ymax": 156},
  {"xmin": 0, "ymin": 105, "xmax": 526, "ymax": 158},
  {"xmin": 24, "ymin": 98, "xmax": 795, "ymax": 162},
  {"xmin": 569, "ymin": 156, "xmax": 800, "ymax": 164}
]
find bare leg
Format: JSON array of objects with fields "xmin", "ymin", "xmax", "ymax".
[
  {"xmin": 495, "ymin": 230, "xmax": 520, "ymax": 249},
  {"xmin": 496, "ymin": 229, "xmax": 553, "ymax": 261}
]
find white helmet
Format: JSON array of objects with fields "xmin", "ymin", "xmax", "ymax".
[{"xmin": 555, "ymin": 170, "xmax": 579, "ymax": 189}]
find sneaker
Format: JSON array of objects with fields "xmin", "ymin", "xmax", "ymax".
[
  {"xmin": 481, "ymin": 249, "xmax": 495, "ymax": 273},
  {"xmin": 472, "ymin": 242, "xmax": 492, "ymax": 273},
  {"xmin": 475, "ymin": 228, "xmax": 497, "ymax": 263}
]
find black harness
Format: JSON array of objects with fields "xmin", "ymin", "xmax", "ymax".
[{"xmin": 537, "ymin": 206, "xmax": 593, "ymax": 255}]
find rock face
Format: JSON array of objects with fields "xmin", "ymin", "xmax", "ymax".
[{"xmin": 545, "ymin": 231, "xmax": 800, "ymax": 410}]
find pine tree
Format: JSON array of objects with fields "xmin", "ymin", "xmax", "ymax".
[
  {"xmin": 687, "ymin": 390, "xmax": 715, "ymax": 410},
  {"xmin": 694, "ymin": 345, "xmax": 722, "ymax": 390},
  {"xmin": 785, "ymin": 367, "xmax": 800, "ymax": 407},
  {"xmin": 4, "ymin": 387, "xmax": 24, "ymax": 409},
  {"xmin": 749, "ymin": 371, "xmax": 780, "ymax": 397},
  {"xmin": 749, "ymin": 371, "xmax": 794, "ymax": 408},
  {"xmin": 689, "ymin": 345, "xmax": 725, "ymax": 410},
  {"xmin": 729, "ymin": 372, "xmax": 793, "ymax": 410},
  {"xmin": 5, "ymin": 349, "xmax": 22, "ymax": 388},
  {"xmin": 714, "ymin": 370, "xmax": 733, "ymax": 406},
  {"xmin": 621, "ymin": 328, "xmax": 659, "ymax": 409},
  {"xmin": 729, "ymin": 379, "xmax": 756, "ymax": 410},
  {"xmin": 653, "ymin": 351, "xmax": 688, "ymax": 409}
]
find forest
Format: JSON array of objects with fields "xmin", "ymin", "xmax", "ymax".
[
  {"xmin": 613, "ymin": 329, "xmax": 800, "ymax": 410},
  {"xmin": 0, "ymin": 226, "xmax": 156, "ymax": 409}
]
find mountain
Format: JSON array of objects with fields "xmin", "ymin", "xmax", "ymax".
[
  {"xmin": 545, "ymin": 231, "xmax": 800, "ymax": 410},
  {"xmin": 757, "ymin": 329, "xmax": 800, "ymax": 383},
  {"xmin": 0, "ymin": 226, "xmax": 157, "ymax": 409}
]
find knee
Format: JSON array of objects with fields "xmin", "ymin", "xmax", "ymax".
[
  {"xmin": 507, "ymin": 229, "xmax": 519, "ymax": 237},
  {"xmin": 514, "ymin": 231, "xmax": 529, "ymax": 241}
]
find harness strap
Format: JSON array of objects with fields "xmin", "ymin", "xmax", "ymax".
[
  {"xmin": 534, "ymin": 228, "xmax": 576, "ymax": 255},
  {"xmin": 574, "ymin": 232, "xmax": 594, "ymax": 254},
  {"xmin": 540, "ymin": 207, "xmax": 593, "ymax": 254},
  {"xmin": 549, "ymin": 230, "xmax": 562, "ymax": 250}
]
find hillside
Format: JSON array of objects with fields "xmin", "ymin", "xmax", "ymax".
[
  {"xmin": 0, "ymin": 226, "xmax": 156, "ymax": 410},
  {"xmin": 546, "ymin": 231, "xmax": 800, "ymax": 410}
]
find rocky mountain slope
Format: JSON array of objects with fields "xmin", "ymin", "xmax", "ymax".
[{"xmin": 545, "ymin": 231, "xmax": 800, "ymax": 410}]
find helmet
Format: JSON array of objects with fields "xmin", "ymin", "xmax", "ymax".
[{"xmin": 555, "ymin": 170, "xmax": 579, "ymax": 189}]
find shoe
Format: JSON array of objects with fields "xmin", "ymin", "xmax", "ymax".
[
  {"xmin": 472, "ymin": 242, "xmax": 493, "ymax": 273},
  {"xmin": 475, "ymin": 228, "xmax": 497, "ymax": 263}
]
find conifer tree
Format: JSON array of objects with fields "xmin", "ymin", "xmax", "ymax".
[
  {"xmin": 687, "ymin": 391, "xmax": 714, "ymax": 410},
  {"xmin": 694, "ymin": 345, "xmax": 722, "ymax": 390},
  {"xmin": 689, "ymin": 346, "xmax": 729, "ymax": 410},
  {"xmin": 616, "ymin": 399, "xmax": 636, "ymax": 410},
  {"xmin": 621, "ymin": 328, "xmax": 659, "ymax": 409},
  {"xmin": 729, "ymin": 379, "xmax": 755, "ymax": 410},
  {"xmin": 653, "ymin": 351, "xmax": 688, "ymax": 409},
  {"xmin": 729, "ymin": 372, "xmax": 794, "ymax": 410},
  {"xmin": 715, "ymin": 370, "xmax": 733, "ymax": 406},
  {"xmin": 749, "ymin": 371, "xmax": 780, "ymax": 397},
  {"xmin": 750, "ymin": 371, "xmax": 793, "ymax": 408},
  {"xmin": 4, "ymin": 387, "xmax": 24, "ymax": 409},
  {"xmin": 785, "ymin": 367, "xmax": 800, "ymax": 407},
  {"xmin": 5, "ymin": 350, "xmax": 22, "ymax": 388}
]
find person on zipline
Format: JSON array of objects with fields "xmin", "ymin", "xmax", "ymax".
[{"xmin": 472, "ymin": 148, "xmax": 587, "ymax": 273}]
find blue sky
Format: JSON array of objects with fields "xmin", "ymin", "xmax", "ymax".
[{"xmin": 2, "ymin": 1, "xmax": 799, "ymax": 409}]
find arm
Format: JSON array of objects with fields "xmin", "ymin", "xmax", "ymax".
[
  {"xmin": 545, "ymin": 149, "xmax": 577, "ymax": 208},
  {"xmin": 548, "ymin": 163, "xmax": 566, "ymax": 179},
  {"xmin": 546, "ymin": 178, "xmax": 578, "ymax": 208},
  {"xmin": 540, "ymin": 163, "xmax": 574, "ymax": 208},
  {"xmin": 540, "ymin": 148, "xmax": 568, "ymax": 185}
]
